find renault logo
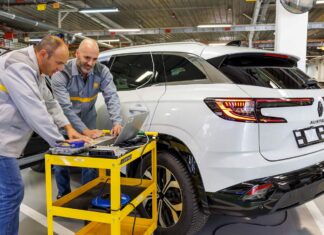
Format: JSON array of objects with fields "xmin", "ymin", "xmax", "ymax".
[{"xmin": 318, "ymin": 101, "xmax": 323, "ymax": 117}]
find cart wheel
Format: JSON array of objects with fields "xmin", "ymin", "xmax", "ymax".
[{"xmin": 135, "ymin": 151, "xmax": 208, "ymax": 235}]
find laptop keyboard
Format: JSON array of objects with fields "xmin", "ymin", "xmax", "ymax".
[{"xmin": 90, "ymin": 135, "xmax": 116, "ymax": 146}]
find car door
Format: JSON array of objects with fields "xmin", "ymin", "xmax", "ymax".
[{"xmin": 96, "ymin": 53, "xmax": 166, "ymax": 130}]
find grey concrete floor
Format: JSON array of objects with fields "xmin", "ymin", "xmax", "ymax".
[{"xmin": 19, "ymin": 168, "xmax": 324, "ymax": 235}]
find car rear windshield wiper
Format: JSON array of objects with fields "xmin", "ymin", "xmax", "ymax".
[{"xmin": 303, "ymin": 79, "xmax": 320, "ymax": 89}]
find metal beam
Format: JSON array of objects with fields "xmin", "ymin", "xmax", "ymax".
[
  {"xmin": 254, "ymin": 40, "xmax": 324, "ymax": 48},
  {"xmin": 0, "ymin": 0, "xmax": 57, "ymax": 6},
  {"xmin": 253, "ymin": 0, "xmax": 272, "ymax": 43},
  {"xmin": 29, "ymin": 22, "xmax": 321, "ymax": 37},
  {"xmin": 61, "ymin": 2, "xmax": 135, "ymax": 44},
  {"xmin": 58, "ymin": 9, "xmax": 77, "ymax": 29},
  {"xmin": 57, "ymin": 24, "xmax": 276, "ymax": 37},
  {"xmin": 248, "ymin": 0, "xmax": 262, "ymax": 47},
  {"xmin": 0, "ymin": 9, "xmax": 113, "ymax": 48}
]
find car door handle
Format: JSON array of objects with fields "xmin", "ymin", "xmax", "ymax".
[{"xmin": 129, "ymin": 105, "xmax": 148, "ymax": 114}]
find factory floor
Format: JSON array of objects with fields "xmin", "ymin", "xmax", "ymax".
[{"xmin": 20, "ymin": 168, "xmax": 324, "ymax": 235}]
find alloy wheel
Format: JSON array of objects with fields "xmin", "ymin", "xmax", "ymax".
[{"xmin": 142, "ymin": 165, "xmax": 183, "ymax": 228}]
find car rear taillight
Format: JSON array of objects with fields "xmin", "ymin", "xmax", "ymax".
[
  {"xmin": 205, "ymin": 98, "xmax": 257, "ymax": 122},
  {"xmin": 204, "ymin": 98, "xmax": 313, "ymax": 123},
  {"xmin": 243, "ymin": 183, "xmax": 273, "ymax": 201}
]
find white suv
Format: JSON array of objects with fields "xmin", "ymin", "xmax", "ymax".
[{"xmin": 95, "ymin": 42, "xmax": 324, "ymax": 235}]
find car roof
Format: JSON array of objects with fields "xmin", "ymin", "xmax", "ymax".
[{"xmin": 99, "ymin": 42, "xmax": 298, "ymax": 61}]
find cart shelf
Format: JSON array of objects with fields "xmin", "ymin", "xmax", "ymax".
[{"xmin": 45, "ymin": 132, "xmax": 158, "ymax": 235}]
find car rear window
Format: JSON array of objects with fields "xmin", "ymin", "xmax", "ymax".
[{"xmin": 207, "ymin": 53, "xmax": 320, "ymax": 89}]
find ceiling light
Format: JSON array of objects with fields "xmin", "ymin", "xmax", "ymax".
[
  {"xmin": 108, "ymin": 28, "xmax": 141, "ymax": 32},
  {"xmin": 317, "ymin": 0, "xmax": 324, "ymax": 3},
  {"xmin": 197, "ymin": 24, "xmax": 232, "ymax": 28},
  {"xmin": 98, "ymin": 39, "xmax": 120, "ymax": 43},
  {"xmin": 79, "ymin": 7, "xmax": 119, "ymax": 13},
  {"xmin": 28, "ymin": 38, "xmax": 42, "ymax": 42}
]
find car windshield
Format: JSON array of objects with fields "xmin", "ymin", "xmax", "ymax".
[{"xmin": 207, "ymin": 53, "xmax": 321, "ymax": 89}]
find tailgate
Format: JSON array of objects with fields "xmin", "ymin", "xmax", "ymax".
[{"xmin": 239, "ymin": 85, "xmax": 324, "ymax": 161}]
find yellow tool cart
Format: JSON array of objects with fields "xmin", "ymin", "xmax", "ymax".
[{"xmin": 45, "ymin": 132, "xmax": 158, "ymax": 235}]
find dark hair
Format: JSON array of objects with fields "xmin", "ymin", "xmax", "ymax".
[{"xmin": 34, "ymin": 35, "xmax": 66, "ymax": 58}]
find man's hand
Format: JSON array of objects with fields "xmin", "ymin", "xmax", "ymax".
[
  {"xmin": 83, "ymin": 128, "xmax": 104, "ymax": 139},
  {"xmin": 111, "ymin": 123, "xmax": 122, "ymax": 137},
  {"xmin": 64, "ymin": 124, "xmax": 91, "ymax": 143}
]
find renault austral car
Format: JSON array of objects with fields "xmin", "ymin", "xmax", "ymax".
[{"xmin": 91, "ymin": 42, "xmax": 324, "ymax": 235}]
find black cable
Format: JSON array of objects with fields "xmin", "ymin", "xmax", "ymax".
[
  {"xmin": 98, "ymin": 177, "xmax": 110, "ymax": 198},
  {"xmin": 213, "ymin": 211, "xmax": 288, "ymax": 235},
  {"xmin": 95, "ymin": 134, "xmax": 150, "ymax": 197},
  {"xmin": 93, "ymin": 134, "xmax": 149, "ymax": 234},
  {"xmin": 119, "ymin": 135, "xmax": 150, "ymax": 233},
  {"xmin": 123, "ymin": 134, "xmax": 150, "ymax": 150},
  {"xmin": 121, "ymin": 135, "xmax": 150, "ymax": 233},
  {"xmin": 127, "ymin": 134, "xmax": 151, "ymax": 187},
  {"xmin": 109, "ymin": 202, "xmax": 137, "ymax": 235},
  {"xmin": 129, "ymin": 203, "xmax": 137, "ymax": 235}
]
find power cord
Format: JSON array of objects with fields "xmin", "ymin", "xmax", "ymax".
[
  {"xmin": 129, "ymin": 203, "xmax": 137, "ymax": 235},
  {"xmin": 213, "ymin": 211, "xmax": 288, "ymax": 235},
  {"xmin": 121, "ymin": 134, "xmax": 150, "ymax": 233},
  {"xmin": 123, "ymin": 134, "xmax": 150, "ymax": 150},
  {"xmin": 98, "ymin": 177, "xmax": 110, "ymax": 198},
  {"xmin": 97, "ymin": 133, "xmax": 150, "ymax": 190},
  {"xmin": 121, "ymin": 134, "xmax": 151, "ymax": 234},
  {"xmin": 133, "ymin": 134, "xmax": 150, "ymax": 187},
  {"xmin": 124, "ymin": 134, "xmax": 151, "ymax": 187},
  {"xmin": 109, "ymin": 203, "xmax": 137, "ymax": 235}
]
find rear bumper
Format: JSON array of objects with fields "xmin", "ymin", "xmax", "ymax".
[{"xmin": 206, "ymin": 161, "xmax": 324, "ymax": 217}]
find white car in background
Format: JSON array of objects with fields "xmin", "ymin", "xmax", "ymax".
[{"xmin": 27, "ymin": 42, "xmax": 324, "ymax": 235}]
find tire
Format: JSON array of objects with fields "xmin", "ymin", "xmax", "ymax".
[
  {"xmin": 135, "ymin": 151, "xmax": 209, "ymax": 235},
  {"xmin": 31, "ymin": 161, "xmax": 45, "ymax": 172}
]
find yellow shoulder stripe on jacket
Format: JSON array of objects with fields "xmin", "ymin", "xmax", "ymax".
[
  {"xmin": 70, "ymin": 94, "xmax": 98, "ymax": 103},
  {"xmin": 0, "ymin": 84, "xmax": 8, "ymax": 93}
]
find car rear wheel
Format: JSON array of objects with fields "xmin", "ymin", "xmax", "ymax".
[{"xmin": 135, "ymin": 151, "xmax": 208, "ymax": 235}]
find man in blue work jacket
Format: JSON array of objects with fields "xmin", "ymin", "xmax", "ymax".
[
  {"xmin": 51, "ymin": 38, "xmax": 123, "ymax": 198},
  {"xmin": 0, "ymin": 35, "xmax": 89, "ymax": 235}
]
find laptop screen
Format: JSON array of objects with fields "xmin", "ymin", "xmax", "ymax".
[{"xmin": 113, "ymin": 112, "xmax": 149, "ymax": 146}]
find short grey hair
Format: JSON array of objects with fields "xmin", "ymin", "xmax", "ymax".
[{"xmin": 34, "ymin": 35, "xmax": 66, "ymax": 58}]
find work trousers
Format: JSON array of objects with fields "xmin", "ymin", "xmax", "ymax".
[
  {"xmin": 0, "ymin": 156, "xmax": 24, "ymax": 235},
  {"xmin": 54, "ymin": 166, "xmax": 98, "ymax": 197}
]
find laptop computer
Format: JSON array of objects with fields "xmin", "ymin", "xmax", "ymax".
[{"xmin": 91, "ymin": 112, "xmax": 149, "ymax": 147}]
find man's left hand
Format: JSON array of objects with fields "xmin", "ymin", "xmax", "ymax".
[
  {"xmin": 65, "ymin": 124, "xmax": 92, "ymax": 143},
  {"xmin": 111, "ymin": 123, "xmax": 122, "ymax": 137}
]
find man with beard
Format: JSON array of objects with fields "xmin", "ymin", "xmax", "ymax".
[{"xmin": 51, "ymin": 38, "xmax": 122, "ymax": 198}]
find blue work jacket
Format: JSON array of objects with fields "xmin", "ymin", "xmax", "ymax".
[{"xmin": 51, "ymin": 59, "xmax": 122, "ymax": 133}]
